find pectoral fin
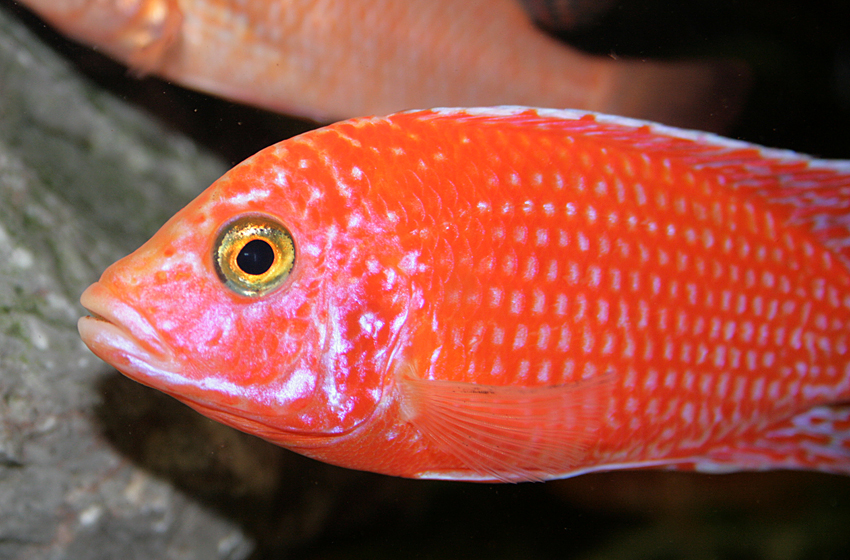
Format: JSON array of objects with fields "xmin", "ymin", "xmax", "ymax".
[{"xmin": 400, "ymin": 373, "xmax": 614, "ymax": 482}]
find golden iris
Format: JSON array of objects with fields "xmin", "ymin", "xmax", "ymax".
[{"xmin": 213, "ymin": 215, "xmax": 295, "ymax": 297}]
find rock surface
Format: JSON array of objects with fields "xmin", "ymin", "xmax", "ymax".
[{"xmin": 0, "ymin": 5, "xmax": 256, "ymax": 559}]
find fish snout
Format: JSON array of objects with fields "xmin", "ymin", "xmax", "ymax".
[{"xmin": 79, "ymin": 281, "xmax": 176, "ymax": 374}]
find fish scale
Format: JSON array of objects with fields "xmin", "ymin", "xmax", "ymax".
[
  {"xmin": 371, "ymin": 112, "xmax": 850, "ymax": 472},
  {"xmin": 79, "ymin": 107, "xmax": 850, "ymax": 482}
]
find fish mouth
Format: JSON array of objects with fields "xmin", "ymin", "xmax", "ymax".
[
  {"xmin": 79, "ymin": 282, "xmax": 180, "ymax": 387},
  {"xmin": 79, "ymin": 283, "xmax": 315, "ymax": 426},
  {"xmin": 78, "ymin": 286, "xmax": 268, "ymax": 431},
  {"xmin": 79, "ymin": 283, "xmax": 376, "ymax": 441}
]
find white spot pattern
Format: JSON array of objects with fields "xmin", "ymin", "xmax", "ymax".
[{"xmin": 398, "ymin": 109, "xmax": 850, "ymax": 472}]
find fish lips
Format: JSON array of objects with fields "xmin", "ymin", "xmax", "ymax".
[{"xmin": 79, "ymin": 281, "xmax": 180, "ymax": 385}]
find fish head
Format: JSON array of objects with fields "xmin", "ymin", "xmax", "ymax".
[{"xmin": 79, "ymin": 137, "xmax": 418, "ymax": 444}]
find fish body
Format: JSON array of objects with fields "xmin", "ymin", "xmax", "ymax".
[
  {"xmin": 80, "ymin": 107, "xmax": 850, "ymax": 482},
  {"xmin": 17, "ymin": 0, "xmax": 745, "ymax": 131}
]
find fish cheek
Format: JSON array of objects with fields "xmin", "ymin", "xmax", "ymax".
[
  {"xmin": 212, "ymin": 284, "xmax": 320, "ymax": 383},
  {"xmin": 224, "ymin": 313, "xmax": 290, "ymax": 383}
]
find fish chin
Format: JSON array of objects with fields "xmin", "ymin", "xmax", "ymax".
[
  {"xmin": 80, "ymin": 282, "xmax": 376, "ymax": 440},
  {"xmin": 78, "ymin": 282, "xmax": 182, "ymax": 390},
  {"xmin": 79, "ymin": 283, "xmax": 322, "ymax": 432}
]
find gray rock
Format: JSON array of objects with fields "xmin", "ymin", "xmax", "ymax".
[{"xmin": 0, "ymin": 6, "xmax": 255, "ymax": 559}]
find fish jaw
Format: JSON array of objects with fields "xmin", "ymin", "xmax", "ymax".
[
  {"xmin": 78, "ymin": 278, "xmax": 316, "ymax": 430},
  {"xmin": 79, "ymin": 280, "xmax": 183, "ymax": 390},
  {"xmin": 76, "ymin": 225, "xmax": 394, "ymax": 442}
]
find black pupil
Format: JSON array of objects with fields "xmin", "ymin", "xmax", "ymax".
[{"xmin": 237, "ymin": 239, "xmax": 275, "ymax": 275}]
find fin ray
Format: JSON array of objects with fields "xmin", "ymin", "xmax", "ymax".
[{"xmin": 401, "ymin": 373, "xmax": 614, "ymax": 482}]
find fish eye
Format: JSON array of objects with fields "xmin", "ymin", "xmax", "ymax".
[{"xmin": 213, "ymin": 215, "xmax": 295, "ymax": 297}]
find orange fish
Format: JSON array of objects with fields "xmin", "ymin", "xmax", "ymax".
[
  {"xmin": 17, "ymin": 0, "xmax": 745, "ymax": 131},
  {"xmin": 79, "ymin": 107, "xmax": 850, "ymax": 482}
]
